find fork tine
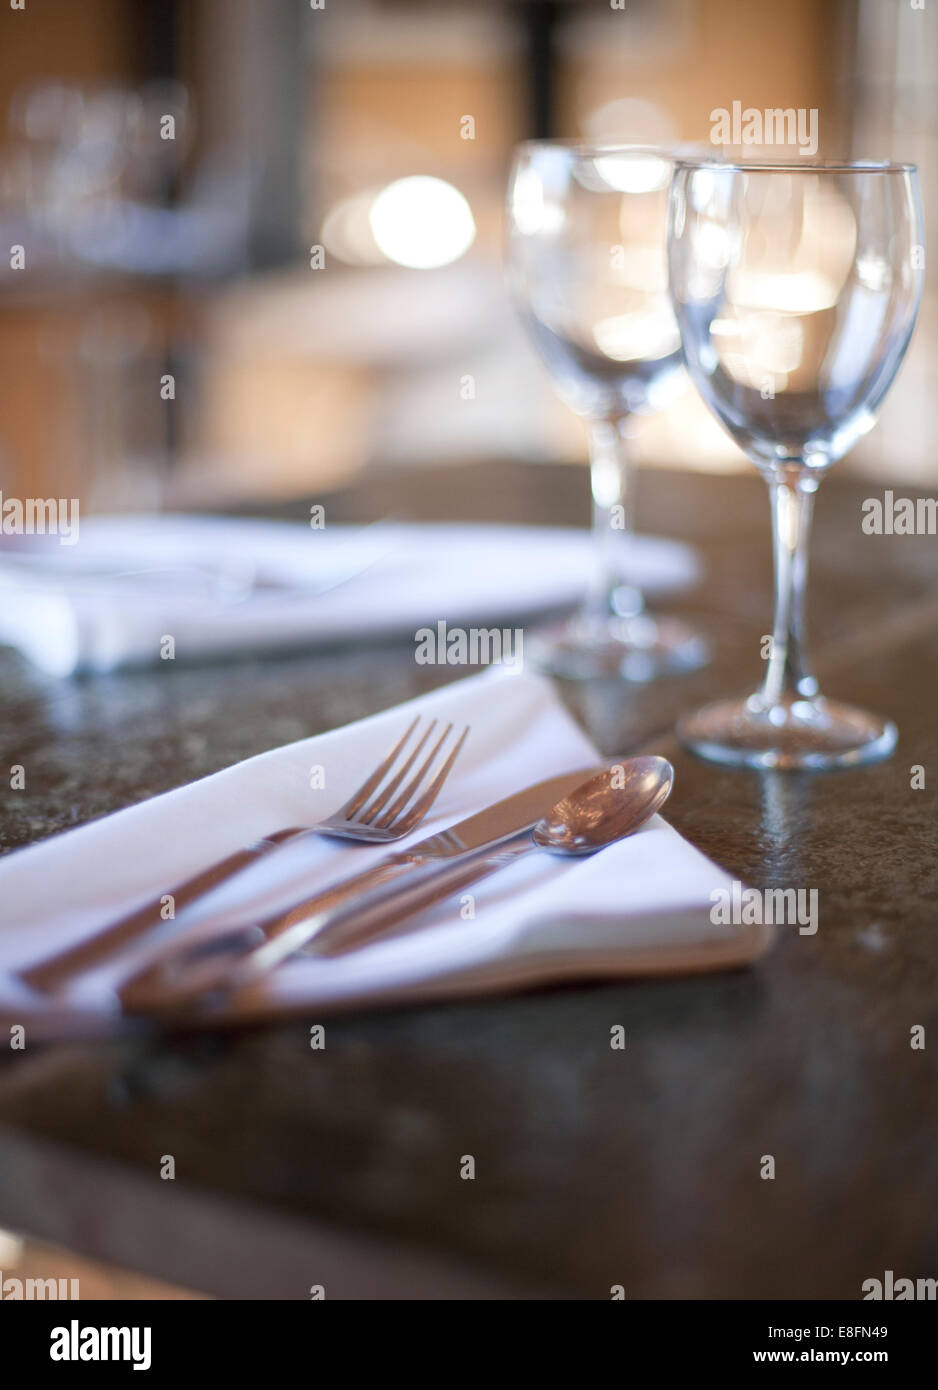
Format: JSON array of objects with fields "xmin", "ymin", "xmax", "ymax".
[
  {"xmin": 356, "ymin": 720, "xmax": 437, "ymax": 824},
  {"xmin": 374, "ymin": 721, "xmax": 453, "ymax": 830},
  {"xmin": 378, "ymin": 722, "xmax": 469, "ymax": 833},
  {"xmin": 339, "ymin": 715, "xmax": 421, "ymax": 819},
  {"xmin": 391, "ymin": 723, "xmax": 470, "ymax": 835}
]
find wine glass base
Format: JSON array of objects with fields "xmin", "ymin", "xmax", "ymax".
[
  {"xmin": 527, "ymin": 613, "xmax": 708, "ymax": 683},
  {"xmin": 677, "ymin": 693, "xmax": 897, "ymax": 770}
]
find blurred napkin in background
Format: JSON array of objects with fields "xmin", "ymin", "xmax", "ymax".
[
  {"xmin": 0, "ymin": 516, "xmax": 701, "ymax": 677},
  {"xmin": 0, "ymin": 669, "xmax": 771, "ymax": 1037}
]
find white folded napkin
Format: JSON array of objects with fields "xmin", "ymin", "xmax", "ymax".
[
  {"xmin": 0, "ymin": 516, "xmax": 700, "ymax": 676},
  {"xmin": 0, "ymin": 671, "xmax": 772, "ymax": 1036}
]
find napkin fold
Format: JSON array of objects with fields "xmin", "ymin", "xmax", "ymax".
[
  {"xmin": 0, "ymin": 671, "xmax": 772, "ymax": 1037},
  {"xmin": 0, "ymin": 516, "xmax": 701, "ymax": 676}
]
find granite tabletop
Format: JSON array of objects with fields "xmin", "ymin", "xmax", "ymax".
[{"xmin": 0, "ymin": 460, "xmax": 936, "ymax": 1299}]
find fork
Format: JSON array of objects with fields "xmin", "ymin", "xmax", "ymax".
[{"xmin": 21, "ymin": 716, "xmax": 469, "ymax": 995}]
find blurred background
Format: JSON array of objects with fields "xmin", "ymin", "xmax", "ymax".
[{"xmin": 0, "ymin": 0, "xmax": 934, "ymax": 516}]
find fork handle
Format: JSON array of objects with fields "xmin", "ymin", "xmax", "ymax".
[{"xmin": 20, "ymin": 827, "xmax": 306, "ymax": 994}]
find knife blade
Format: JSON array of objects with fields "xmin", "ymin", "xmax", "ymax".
[{"xmin": 118, "ymin": 762, "xmax": 604, "ymax": 1013}]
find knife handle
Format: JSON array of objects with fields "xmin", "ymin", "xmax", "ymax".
[
  {"xmin": 116, "ymin": 853, "xmax": 417, "ymax": 1012},
  {"xmin": 122, "ymin": 835, "xmax": 533, "ymax": 1015}
]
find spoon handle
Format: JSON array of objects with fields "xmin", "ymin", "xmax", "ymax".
[{"xmin": 305, "ymin": 835, "xmax": 536, "ymax": 960}]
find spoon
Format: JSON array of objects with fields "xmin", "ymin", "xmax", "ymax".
[
  {"xmin": 290, "ymin": 755, "xmax": 675, "ymax": 962},
  {"xmin": 532, "ymin": 756, "xmax": 673, "ymax": 854},
  {"xmin": 121, "ymin": 756, "xmax": 674, "ymax": 1016}
]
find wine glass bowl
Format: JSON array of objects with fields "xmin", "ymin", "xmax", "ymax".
[
  {"xmin": 507, "ymin": 142, "xmax": 706, "ymax": 681},
  {"xmin": 668, "ymin": 160, "xmax": 924, "ymax": 767},
  {"xmin": 510, "ymin": 146, "xmax": 684, "ymax": 418}
]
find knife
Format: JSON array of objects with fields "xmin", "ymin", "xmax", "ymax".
[{"xmin": 118, "ymin": 763, "xmax": 605, "ymax": 1013}]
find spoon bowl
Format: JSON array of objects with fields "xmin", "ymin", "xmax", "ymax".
[{"xmin": 532, "ymin": 756, "xmax": 674, "ymax": 854}]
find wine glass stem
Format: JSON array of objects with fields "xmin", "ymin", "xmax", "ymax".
[
  {"xmin": 759, "ymin": 466, "xmax": 820, "ymax": 707},
  {"xmin": 583, "ymin": 417, "xmax": 644, "ymax": 622}
]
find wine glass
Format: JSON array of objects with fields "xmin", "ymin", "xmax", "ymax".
[
  {"xmin": 506, "ymin": 142, "xmax": 706, "ymax": 681},
  {"xmin": 668, "ymin": 159, "xmax": 924, "ymax": 767}
]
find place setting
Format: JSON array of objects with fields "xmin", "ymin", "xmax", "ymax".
[{"xmin": 1, "ymin": 665, "xmax": 779, "ymax": 1040}]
